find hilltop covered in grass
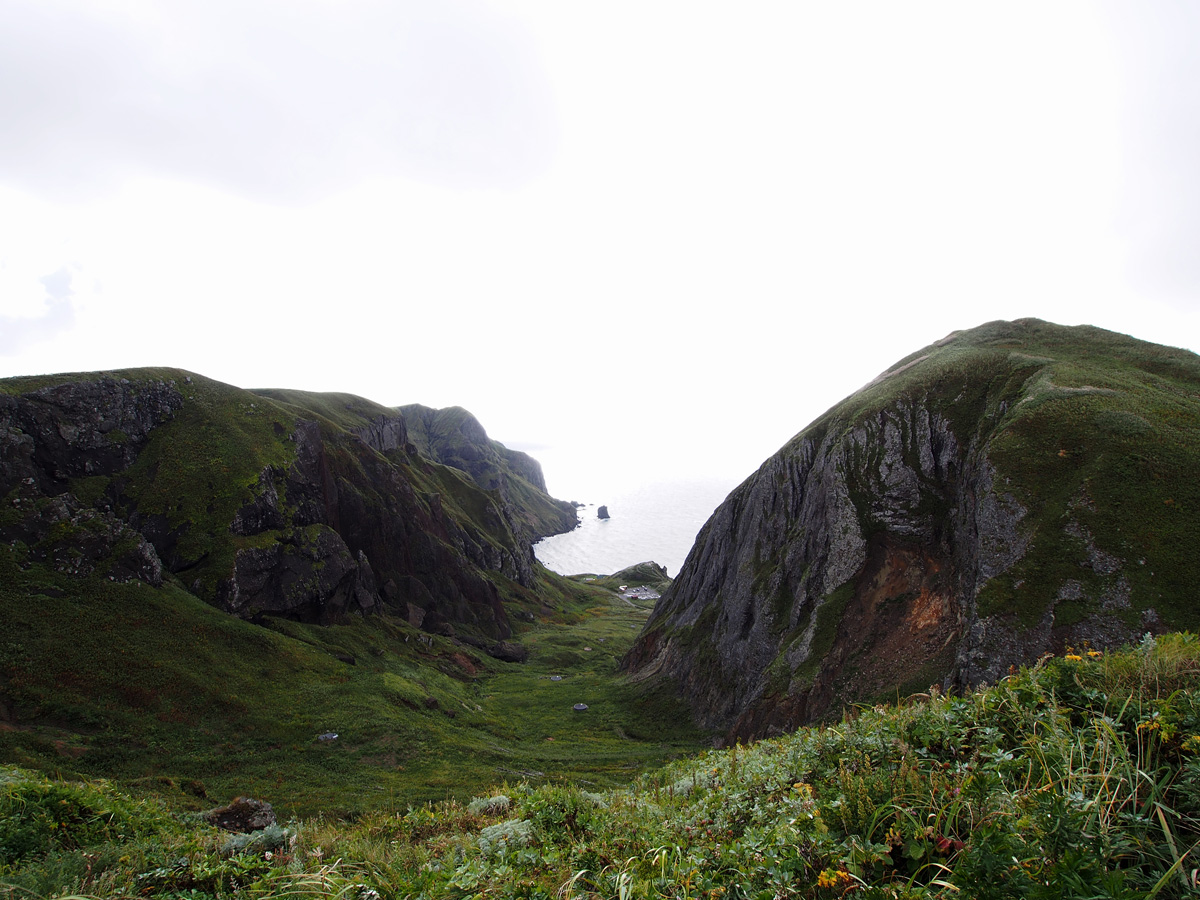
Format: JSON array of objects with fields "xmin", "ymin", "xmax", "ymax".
[
  {"xmin": 629, "ymin": 319, "xmax": 1200, "ymax": 741},
  {"xmin": 6, "ymin": 634, "xmax": 1200, "ymax": 898}
]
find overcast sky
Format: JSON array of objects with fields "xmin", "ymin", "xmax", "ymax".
[{"xmin": 2, "ymin": 1, "xmax": 1199, "ymax": 501}]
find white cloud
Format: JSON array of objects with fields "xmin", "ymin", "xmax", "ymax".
[
  {"xmin": 0, "ymin": 0, "xmax": 558, "ymax": 201},
  {"xmin": 0, "ymin": 265, "xmax": 78, "ymax": 354},
  {"xmin": 0, "ymin": 2, "xmax": 1199, "ymax": 499}
]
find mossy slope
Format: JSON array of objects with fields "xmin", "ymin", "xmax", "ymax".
[
  {"xmin": 2, "ymin": 368, "xmax": 558, "ymax": 632},
  {"xmin": 628, "ymin": 319, "xmax": 1200, "ymax": 739}
]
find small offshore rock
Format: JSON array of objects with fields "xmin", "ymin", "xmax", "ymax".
[{"xmin": 597, "ymin": 505, "xmax": 610, "ymax": 519}]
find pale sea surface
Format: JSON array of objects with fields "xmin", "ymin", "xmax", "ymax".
[{"xmin": 533, "ymin": 476, "xmax": 741, "ymax": 578}]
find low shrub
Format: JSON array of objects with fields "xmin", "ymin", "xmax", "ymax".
[{"xmin": 0, "ymin": 768, "xmax": 160, "ymax": 863}]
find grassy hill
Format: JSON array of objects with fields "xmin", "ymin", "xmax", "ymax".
[
  {"xmin": 8, "ymin": 326, "xmax": 1200, "ymax": 898},
  {"xmin": 397, "ymin": 402, "xmax": 578, "ymax": 543},
  {"xmin": 627, "ymin": 319, "xmax": 1200, "ymax": 740},
  {"xmin": 0, "ymin": 369, "xmax": 706, "ymax": 819}
]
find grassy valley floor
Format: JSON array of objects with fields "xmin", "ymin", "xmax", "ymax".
[{"xmin": 0, "ymin": 563, "xmax": 705, "ymax": 819}]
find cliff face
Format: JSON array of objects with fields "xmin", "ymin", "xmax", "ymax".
[
  {"xmin": 399, "ymin": 403, "xmax": 578, "ymax": 544},
  {"xmin": 1, "ymin": 370, "xmax": 563, "ymax": 637},
  {"xmin": 624, "ymin": 320, "xmax": 1200, "ymax": 741}
]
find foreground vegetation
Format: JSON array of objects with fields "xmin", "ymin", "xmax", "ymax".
[{"xmin": 7, "ymin": 633, "xmax": 1200, "ymax": 898}]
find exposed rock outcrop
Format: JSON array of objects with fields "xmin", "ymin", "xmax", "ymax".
[
  {"xmin": 625, "ymin": 320, "xmax": 1200, "ymax": 741},
  {"xmin": 204, "ymin": 796, "xmax": 277, "ymax": 833},
  {"xmin": 0, "ymin": 376, "xmax": 183, "ymax": 496},
  {"xmin": 1, "ymin": 369, "xmax": 566, "ymax": 637},
  {"xmin": 2, "ymin": 487, "xmax": 164, "ymax": 586},
  {"xmin": 351, "ymin": 414, "xmax": 408, "ymax": 455},
  {"xmin": 400, "ymin": 404, "xmax": 577, "ymax": 544},
  {"xmin": 215, "ymin": 526, "xmax": 380, "ymax": 623}
]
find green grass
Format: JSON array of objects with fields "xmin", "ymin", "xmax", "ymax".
[
  {"xmin": 248, "ymin": 388, "xmax": 400, "ymax": 433},
  {"xmin": 1, "ymin": 370, "xmax": 574, "ymax": 634},
  {"xmin": 7, "ymin": 635, "xmax": 1200, "ymax": 898},
  {"xmin": 0, "ymin": 550, "xmax": 705, "ymax": 819},
  {"xmin": 977, "ymin": 345, "xmax": 1200, "ymax": 626}
]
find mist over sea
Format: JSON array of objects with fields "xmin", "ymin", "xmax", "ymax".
[{"xmin": 533, "ymin": 476, "xmax": 741, "ymax": 578}]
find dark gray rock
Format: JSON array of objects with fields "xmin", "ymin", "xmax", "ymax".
[
  {"xmin": 489, "ymin": 640, "xmax": 529, "ymax": 663},
  {"xmin": 2, "ymin": 490, "xmax": 164, "ymax": 585},
  {"xmin": 625, "ymin": 401, "xmax": 1000, "ymax": 738},
  {"xmin": 204, "ymin": 796, "xmax": 277, "ymax": 833},
  {"xmin": 230, "ymin": 467, "xmax": 287, "ymax": 536},
  {"xmin": 399, "ymin": 403, "xmax": 577, "ymax": 542},
  {"xmin": 352, "ymin": 414, "xmax": 408, "ymax": 454},
  {"xmin": 597, "ymin": 505, "xmax": 610, "ymax": 519},
  {"xmin": 0, "ymin": 369, "xmax": 562, "ymax": 638},
  {"xmin": 216, "ymin": 525, "xmax": 380, "ymax": 623},
  {"xmin": 0, "ymin": 377, "xmax": 183, "ymax": 495}
]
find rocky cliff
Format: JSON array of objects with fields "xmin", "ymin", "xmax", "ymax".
[
  {"xmin": 398, "ymin": 403, "xmax": 577, "ymax": 544},
  {"xmin": 624, "ymin": 320, "xmax": 1200, "ymax": 741},
  {"xmin": 1, "ymin": 369, "xmax": 568, "ymax": 638}
]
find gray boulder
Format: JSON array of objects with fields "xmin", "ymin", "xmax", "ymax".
[{"xmin": 204, "ymin": 796, "xmax": 277, "ymax": 833}]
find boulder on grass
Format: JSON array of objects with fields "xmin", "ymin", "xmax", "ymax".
[
  {"xmin": 490, "ymin": 640, "xmax": 529, "ymax": 662},
  {"xmin": 204, "ymin": 796, "xmax": 277, "ymax": 833}
]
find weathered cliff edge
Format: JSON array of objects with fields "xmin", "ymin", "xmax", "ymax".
[
  {"xmin": 398, "ymin": 403, "xmax": 577, "ymax": 545},
  {"xmin": 624, "ymin": 319, "xmax": 1200, "ymax": 742},
  {"xmin": 1, "ymin": 369, "xmax": 572, "ymax": 637}
]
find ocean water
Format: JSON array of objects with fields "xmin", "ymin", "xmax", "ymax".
[{"xmin": 533, "ymin": 476, "xmax": 741, "ymax": 578}]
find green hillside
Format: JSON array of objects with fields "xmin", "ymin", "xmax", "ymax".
[
  {"xmin": 0, "ymin": 369, "xmax": 704, "ymax": 818},
  {"xmin": 826, "ymin": 319, "xmax": 1200, "ymax": 627},
  {"xmin": 6, "ymin": 323, "xmax": 1200, "ymax": 899},
  {"xmin": 627, "ymin": 319, "xmax": 1200, "ymax": 740},
  {"xmin": 0, "ymin": 560, "xmax": 701, "ymax": 817}
]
